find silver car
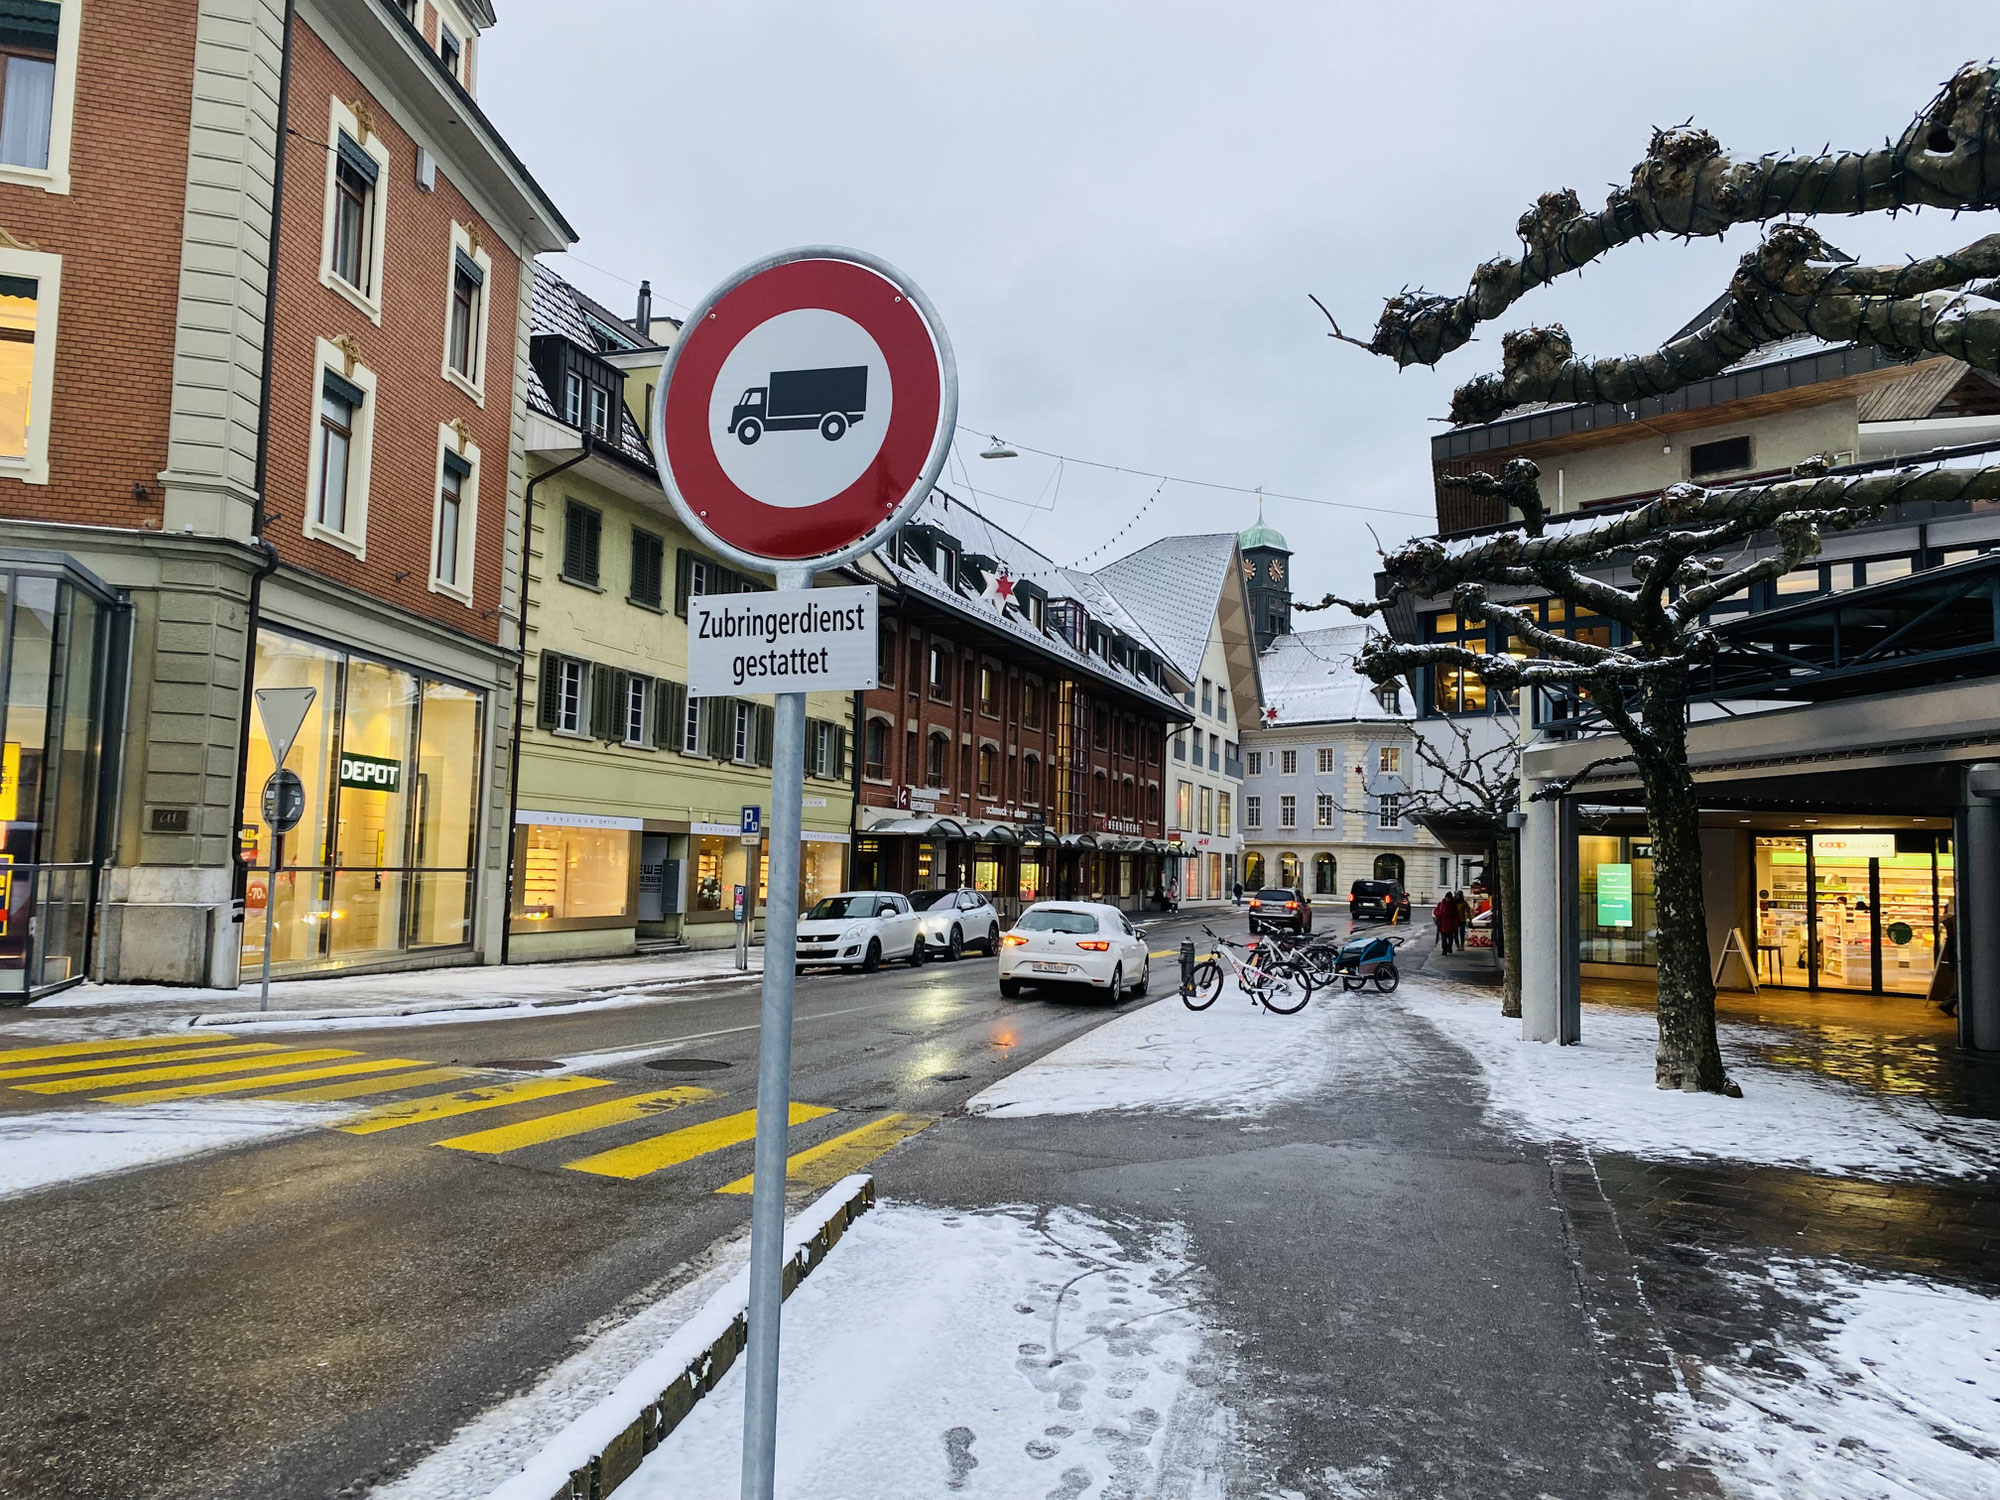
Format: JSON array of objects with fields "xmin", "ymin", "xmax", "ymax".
[{"xmin": 906, "ymin": 887, "xmax": 1002, "ymax": 960}]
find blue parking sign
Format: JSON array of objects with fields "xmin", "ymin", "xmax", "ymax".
[{"xmin": 741, "ymin": 805, "xmax": 762, "ymax": 837}]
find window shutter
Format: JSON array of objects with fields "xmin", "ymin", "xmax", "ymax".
[
  {"xmin": 587, "ymin": 665, "xmax": 616, "ymax": 741},
  {"xmin": 755, "ymin": 705, "xmax": 775, "ymax": 767},
  {"xmin": 674, "ymin": 549, "xmax": 695, "ymax": 617},
  {"xmin": 835, "ymin": 726, "xmax": 848, "ymax": 780},
  {"xmin": 564, "ymin": 504, "xmax": 586, "ymax": 581},
  {"xmin": 708, "ymin": 696, "xmax": 734, "ymax": 760},
  {"xmin": 802, "ymin": 717, "xmax": 820, "ymax": 777},
  {"xmin": 656, "ymin": 679, "xmax": 684, "ymax": 749},
  {"xmin": 537, "ymin": 652, "xmax": 560, "ymax": 730}
]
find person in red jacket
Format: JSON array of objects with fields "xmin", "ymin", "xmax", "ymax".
[{"xmin": 1433, "ymin": 891, "xmax": 1462, "ymax": 954}]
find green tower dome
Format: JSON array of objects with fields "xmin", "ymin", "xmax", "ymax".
[{"xmin": 1239, "ymin": 517, "xmax": 1288, "ymax": 552}]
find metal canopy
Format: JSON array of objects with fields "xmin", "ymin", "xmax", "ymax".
[{"xmin": 1694, "ymin": 552, "xmax": 2000, "ymax": 703}]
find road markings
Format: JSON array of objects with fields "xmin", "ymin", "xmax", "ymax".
[
  {"xmin": 564, "ymin": 1102, "xmax": 833, "ymax": 1181},
  {"xmin": 715, "ymin": 1112, "xmax": 933, "ymax": 1195},
  {"xmin": 0, "ymin": 1032, "xmax": 234, "ymax": 1066},
  {"xmin": 337, "ymin": 1076, "xmax": 613, "ymax": 1136},
  {"xmin": 0, "ymin": 1042, "xmax": 281, "ymax": 1080},
  {"xmin": 15, "ymin": 1048, "xmax": 362, "ymax": 1095},
  {"xmin": 259, "ymin": 1067, "xmax": 482, "ymax": 1103},
  {"xmin": 434, "ymin": 1086, "xmax": 721, "ymax": 1155},
  {"xmin": 102, "ymin": 1058, "xmax": 437, "ymax": 1106}
]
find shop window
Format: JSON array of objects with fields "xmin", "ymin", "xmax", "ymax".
[
  {"xmin": 1280, "ymin": 749, "xmax": 1297, "ymax": 775},
  {"xmin": 516, "ymin": 825, "xmax": 631, "ymax": 925},
  {"xmin": 864, "ymin": 718, "xmax": 888, "ymax": 780},
  {"xmin": 692, "ymin": 834, "xmax": 726, "ymax": 912},
  {"xmin": 563, "ymin": 501, "xmax": 601, "ymax": 586},
  {"xmin": 1315, "ymin": 747, "xmax": 1335, "ymax": 774},
  {"xmin": 1316, "ymin": 793, "xmax": 1333, "ymax": 828},
  {"xmin": 0, "ymin": 256, "xmax": 55, "ymax": 484},
  {"xmin": 1279, "ymin": 794, "xmax": 1297, "ymax": 828},
  {"xmin": 1244, "ymin": 794, "xmax": 1261, "ymax": 830},
  {"xmin": 1378, "ymin": 794, "xmax": 1402, "ymax": 830}
]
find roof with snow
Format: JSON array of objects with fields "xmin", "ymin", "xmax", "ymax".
[
  {"xmin": 1256, "ymin": 625, "xmax": 1401, "ymax": 726},
  {"xmin": 527, "ymin": 263, "xmax": 655, "ymax": 469},
  {"xmin": 1090, "ymin": 533, "xmax": 1243, "ymax": 683}
]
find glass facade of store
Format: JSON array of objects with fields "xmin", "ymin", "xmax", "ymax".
[
  {"xmin": 241, "ymin": 629, "xmax": 484, "ymax": 975},
  {"xmin": 1754, "ymin": 832, "xmax": 1953, "ymax": 995},
  {"xmin": 0, "ymin": 560, "xmax": 122, "ymax": 999},
  {"xmin": 513, "ymin": 821, "xmax": 635, "ymax": 930},
  {"xmin": 1578, "ymin": 834, "xmax": 1658, "ymax": 965}
]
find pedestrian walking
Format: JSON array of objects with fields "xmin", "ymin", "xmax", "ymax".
[
  {"xmin": 1233, "ymin": 880, "xmax": 1243, "ymax": 906},
  {"xmin": 1452, "ymin": 889, "xmax": 1474, "ymax": 945},
  {"xmin": 1930, "ymin": 901, "xmax": 1959, "ymax": 1018},
  {"xmin": 1433, "ymin": 891, "xmax": 1460, "ymax": 954}
]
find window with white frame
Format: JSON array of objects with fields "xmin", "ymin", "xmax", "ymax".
[
  {"xmin": 1315, "ymin": 747, "xmax": 1335, "ymax": 774},
  {"xmin": 0, "ymin": 1, "xmax": 79, "ymax": 193},
  {"xmin": 1280, "ymin": 749, "xmax": 1298, "ymax": 775},
  {"xmin": 1379, "ymin": 745, "xmax": 1402, "ymax": 774},
  {"xmin": 682, "ymin": 694, "xmax": 708, "ymax": 755},
  {"xmin": 439, "ymin": 23, "xmax": 462, "ymax": 80},
  {"xmin": 564, "ymin": 371, "xmax": 583, "ymax": 426},
  {"xmin": 0, "ymin": 250, "xmax": 58, "ymax": 485},
  {"xmin": 1246, "ymin": 750, "xmax": 1261, "ymax": 776},
  {"xmin": 1279, "ymin": 794, "xmax": 1297, "ymax": 829},
  {"xmin": 433, "ymin": 446, "xmax": 471, "ymax": 593},
  {"xmin": 1378, "ymin": 793, "xmax": 1402, "ymax": 830},
  {"xmin": 733, "ymin": 701, "xmax": 752, "ymax": 763},
  {"xmin": 320, "ymin": 102, "xmax": 388, "ymax": 317},
  {"xmin": 306, "ymin": 353, "xmax": 375, "ymax": 552},
  {"xmin": 588, "ymin": 383, "xmax": 611, "ymax": 438},
  {"xmin": 624, "ymin": 675, "xmax": 650, "ymax": 746},
  {"xmin": 554, "ymin": 657, "xmax": 587, "ymax": 735},
  {"xmin": 1216, "ymin": 687, "xmax": 1228, "ymax": 726},
  {"xmin": 1316, "ymin": 793, "xmax": 1334, "ymax": 828},
  {"xmin": 1244, "ymin": 794, "xmax": 1261, "ymax": 830},
  {"xmin": 443, "ymin": 227, "xmax": 491, "ymax": 398}
]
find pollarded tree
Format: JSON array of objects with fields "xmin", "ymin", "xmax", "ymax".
[{"xmin": 1313, "ymin": 63, "xmax": 2000, "ymax": 1093}]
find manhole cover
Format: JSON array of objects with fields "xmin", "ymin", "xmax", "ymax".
[
  {"xmin": 645, "ymin": 1058, "xmax": 733, "ymax": 1072},
  {"xmin": 479, "ymin": 1059, "xmax": 560, "ymax": 1071},
  {"xmin": 933, "ymin": 1071, "xmax": 971, "ymax": 1082}
]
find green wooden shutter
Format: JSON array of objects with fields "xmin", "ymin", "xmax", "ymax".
[
  {"xmin": 674, "ymin": 550, "xmax": 695, "ymax": 617},
  {"xmin": 588, "ymin": 665, "xmax": 617, "ymax": 741},
  {"xmin": 655, "ymin": 679, "xmax": 684, "ymax": 749},
  {"xmin": 835, "ymin": 726, "xmax": 848, "ymax": 780},
  {"xmin": 708, "ymin": 696, "xmax": 734, "ymax": 760},
  {"xmin": 755, "ymin": 705, "xmax": 774, "ymax": 767},
  {"xmin": 537, "ymin": 652, "xmax": 561, "ymax": 730}
]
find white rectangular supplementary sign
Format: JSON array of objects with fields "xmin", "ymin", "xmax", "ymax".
[{"xmin": 687, "ymin": 585, "xmax": 879, "ymax": 696}]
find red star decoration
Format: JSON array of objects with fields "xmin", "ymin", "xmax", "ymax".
[
  {"xmin": 1263, "ymin": 705, "xmax": 1280, "ymax": 724},
  {"xmin": 993, "ymin": 570, "xmax": 1015, "ymax": 601}
]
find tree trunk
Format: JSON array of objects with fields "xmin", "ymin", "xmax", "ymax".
[
  {"xmin": 1496, "ymin": 830, "xmax": 1523, "ymax": 1017},
  {"xmin": 1633, "ymin": 682, "xmax": 1734, "ymax": 1094}
]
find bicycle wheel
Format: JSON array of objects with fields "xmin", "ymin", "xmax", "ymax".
[
  {"xmin": 1373, "ymin": 966, "xmax": 1400, "ymax": 993},
  {"xmin": 1259, "ymin": 969, "xmax": 1311, "ymax": 1015},
  {"xmin": 1183, "ymin": 959, "xmax": 1223, "ymax": 1010}
]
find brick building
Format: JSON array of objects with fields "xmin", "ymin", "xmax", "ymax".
[
  {"xmin": 847, "ymin": 492, "xmax": 1191, "ymax": 915},
  {"xmin": 0, "ymin": 0, "xmax": 569, "ymax": 996}
]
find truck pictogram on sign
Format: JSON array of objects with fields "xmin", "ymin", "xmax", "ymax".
[{"xmin": 728, "ymin": 366, "xmax": 867, "ymax": 445}]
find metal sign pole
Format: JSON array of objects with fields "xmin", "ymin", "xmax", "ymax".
[
  {"xmin": 260, "ymin": 829, "xmax": 279, "ymax": 1012},
  {"xmin": 741, "ymin": 565, "xmax": 810, "ymax": 1500}
]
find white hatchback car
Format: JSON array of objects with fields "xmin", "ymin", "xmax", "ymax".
[
  {"xmin": 906, "ymin": 887, "xmax": 1002, "ymax": 959},
  {"xmin": 997, "ymin": 901, "xmax": 1150, "ymax": 1000},
  {"xmin": 795, "ymin": 891, "xmax": 925, "ymax": 973}
]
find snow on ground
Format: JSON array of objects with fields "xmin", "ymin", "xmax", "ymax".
[
  {"xmin": 0, "ymin": 1100, "xmax": 344, "ymax": 1200},
  {"xmin": 966, "ymin": 979, "xmax": 1334, "ymax": 1119},
  {"xmin": 620, "ymin": 1202, "xmax": 1233, "ymax": 1500},
  {"xmin": 1671, "ymin": 1260, "xmax": 2000, "ymax": 1498},
  {"xmin": 1405, "ymin": 984, "xmax": 2000, "ymax": 1179},
  {"xmin": 369, "ymin": 1226, "xmax": 756, "ymax": 1500}
]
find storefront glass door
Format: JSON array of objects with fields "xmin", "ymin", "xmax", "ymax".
[{"xmin": 1754, "ymin": 833, "xmax": 1953, "ymax": 995}]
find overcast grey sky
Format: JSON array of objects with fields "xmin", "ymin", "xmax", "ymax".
[{"xmin": 481, "ymin": 2, "xmax": 1995, "ymax": 604}]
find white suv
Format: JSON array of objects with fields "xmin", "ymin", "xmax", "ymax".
[
  {"xmin": 795, "ymin": 892, "xmax": 925, "ymax": 973},
  {"xmin": 997, "ymin": 901, "xmax": 1150, "ymax": 1000},
  {"xmin": 907, "ymin": 887, "xmax": 1001, "ymax": 959}
]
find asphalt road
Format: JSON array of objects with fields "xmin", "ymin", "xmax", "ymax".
[{"xmin": 0, "ymin": 915, "xmax": 1212, "ymax": 1500}]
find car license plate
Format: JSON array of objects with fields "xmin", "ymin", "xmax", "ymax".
[{"xmin": 1031, "ymin": 962, "xmax": 1067, "ymax": 974}]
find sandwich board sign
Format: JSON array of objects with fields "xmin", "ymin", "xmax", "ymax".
[{"xmin": 650, "ymin": 246, "xmax": 954, "ymax": 1500}]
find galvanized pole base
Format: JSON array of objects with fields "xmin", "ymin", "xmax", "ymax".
[
  {"xmin": 740, "ymin": 567, "xmax": 812, "ymax": 1499},
  {"xmin": 259, "ymin": 834, "xmax": 277, "ymax": 1012}
]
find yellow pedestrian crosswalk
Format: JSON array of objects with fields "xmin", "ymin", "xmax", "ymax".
[{"xmin": 1, "ymin": 1032, "xmax": 938, "ymax": 1193}]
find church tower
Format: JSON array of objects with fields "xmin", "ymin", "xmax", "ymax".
[{"xmin": 1239, "ymin": 513, "xmax": 1292, "ymax": 650}]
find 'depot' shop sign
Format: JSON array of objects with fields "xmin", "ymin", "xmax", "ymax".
[
  {"xmin": 339, "ymin": 753, "xmax": 402, "ymax": 793},
  {"xmin": 686, "ymin": 586, "xmax": 877, "ymax": 695}
]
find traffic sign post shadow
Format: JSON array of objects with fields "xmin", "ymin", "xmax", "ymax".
[{"xmin": 652, "ymin": 246, "xmax": 954, "ymax": 1500}]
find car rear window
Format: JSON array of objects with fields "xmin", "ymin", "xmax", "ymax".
[
  {"xmin": 1016, "ymin": 909, "xmax": 1100, "ymax": 934},
  {"xmin": 807, "ymin": 896, "xmax": 874, "ymax": 920},
  {"xmin": 1255, "ymin": 889, "xmax": 1296, "ymax": 902}
]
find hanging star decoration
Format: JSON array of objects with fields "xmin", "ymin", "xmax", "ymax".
[
  {"xmin": 980, "ymin": 566, "xmax": 1016, "ymax": 615},
  {"xmin": 1262, "ymin": 705, "xmax": 1280, "ymax": 725}
]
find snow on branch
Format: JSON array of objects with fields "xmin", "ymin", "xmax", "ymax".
[{"xmin": 1348, "ymin": 62, "xmax": 2000, "ymax": 370}]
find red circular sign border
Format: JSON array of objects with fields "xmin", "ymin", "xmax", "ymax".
[{"xmin": 660, "ymin": 259, "xmax": 943, "ymax": 562}]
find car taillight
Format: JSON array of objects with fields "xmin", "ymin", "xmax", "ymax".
[
  {"xmin": 1285, "ymin": 901, "xmax": 1298, "ymax": 910},
  {"xmin": 1001, "ymin": 933, "xmax": 1029, "ymax": 946},
  {"xmin": 1075, "ymin": 939, "xmax": 1111, "ymax": 951},
  {"xmin": 1248, "ymin": 899, "xmax": 1262, "ymax": 908}
]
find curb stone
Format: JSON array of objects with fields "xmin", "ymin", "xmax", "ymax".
[{"xmin": 523, "ymin": 1175, "xmax": 876, "ymax": 1500}]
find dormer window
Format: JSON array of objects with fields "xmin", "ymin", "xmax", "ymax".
[
  {"xmin": 589, "ymin": 385, "xmax": 611, "ymax": 438},
  {"xmin": 440, "ymin": 25, "xmax": 462, "ymax": 81},
  {"xmin": 564, "ymin": 372, "xmax": 582, "ymax": 427}
]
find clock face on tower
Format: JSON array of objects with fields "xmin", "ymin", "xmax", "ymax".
[
  {"xmin": 1269, "ymin": 559, "xmax": 1285, "ymax": 581},
  {"xmin": 1243, "ymin": 559, "xmax": 1255, "ymax": 581}
]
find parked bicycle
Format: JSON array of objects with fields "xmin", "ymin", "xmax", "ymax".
[{"xmin": 1183, "ymin": 925, "xmax": 1315, "ymax": 1015}]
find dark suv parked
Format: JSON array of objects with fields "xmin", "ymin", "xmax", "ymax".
[
  {"xmin": 1247, "ymin": 888, "xmax": 1312, "ymax": 935},
  {"xmin": 1349, "ymin": 879, "xmax": 1411, "ymax": 923}
]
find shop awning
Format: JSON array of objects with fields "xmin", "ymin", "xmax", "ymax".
[
  {"xmin": 1061, "ymin": 832, "xmax": 1099, "ymax": 848},
  {"xmin": 961, "ymin": 820, "xmax": 1020, "ymax": 844},
  {"xmin": 863, "ymin": 816, "xmax": 969, "ymax": 839}
]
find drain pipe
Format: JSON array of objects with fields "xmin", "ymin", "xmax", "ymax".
[{"xmin": 499, "ymin": 435, "xmax": 592, "ymax": 965}]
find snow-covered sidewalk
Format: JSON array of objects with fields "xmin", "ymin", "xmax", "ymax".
[
  {"xmin": 1406, "ymin": 984, "xmax": 2000, "ymax": 1181},
  {"xmin": 0, "ymin": 1099, "xmax": 346, "ymax": 1201}
]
